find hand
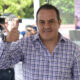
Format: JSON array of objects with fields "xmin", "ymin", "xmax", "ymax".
[
  {"xmin": 6, "ymin": 27, "xmax": 19, "ymax": 42},
  {"xmin": 0, "ymin": 19, "xmax": 19, "ymax": 42},
  {"xmin": 6, "ymin": 19, "xmax": 19, "ymax": 42}
]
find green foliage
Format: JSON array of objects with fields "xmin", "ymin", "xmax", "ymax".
[
  {"xmin": 0, "ymin": 0, "xmax": 75, "ymax": 24},
  {"xmin": 50, "ymin": 0, "xmax": 75, "ymax": 24},
  {"xmin": 0, "ymin": 0, "xmax": 33, "ymax": 18}
]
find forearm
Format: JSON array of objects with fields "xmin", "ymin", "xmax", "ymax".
[
  {"xmin": 0, "ymin": 40, "xmax": 22, "ymax": 69},
  {"xmin": 0, "ymin": 41, "xmax": 11, "ymax": 69}
]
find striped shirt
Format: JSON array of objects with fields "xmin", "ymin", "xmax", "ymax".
[{"xmin": 0, "ymin": 33, "xmax": 80, "ymax": 80}]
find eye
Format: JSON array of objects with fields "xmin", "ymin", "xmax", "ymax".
[
  {"xmin": 39, "ymin": 20, "xmax": 45, "ymax": 24},
  {"xmin": 49, "ymin": 20, "xmax": 55, "ymax": 23}
]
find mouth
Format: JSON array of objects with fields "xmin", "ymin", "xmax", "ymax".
[{"xmin": 43, "ymin": 29, "xmax": 52, "ymax": 33}]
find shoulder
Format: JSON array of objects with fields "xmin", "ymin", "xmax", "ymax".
[
  {"xmin": 64, "ymin": 37, "xmax": 80, "ymax": 48},
  {"xmin": 63, "ymin": 37, "xmax": 80, "ymax": 55}
]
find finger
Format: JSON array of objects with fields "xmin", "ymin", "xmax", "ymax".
[
  {"xmin": 4, "ymin": 25, "xmax": 9, "ymax": 33},
  {"xmin": 12, "ymin": 18, "xmax": 19, "ymax": 29},
  {"xmin": 0, "ymin": 23, "xmax": 9, "ymax": 33},
  {"xmin": 0, "ymin": 23, "xmax": 5, "ymax": 29}
]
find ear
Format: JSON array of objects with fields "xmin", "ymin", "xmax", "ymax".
[
  {"xmin": 58, "ymin": 19, "xmax": 61, "ymax": 25},
  {"xmin": 57, "ymin": 19, "xmax": 61, "ymax": 29}
]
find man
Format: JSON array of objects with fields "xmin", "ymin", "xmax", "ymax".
[
  {"xmin": 75, "ymin": 16, "xmax": 80, "ymax": 29},
  {"xmin": 0, "ymin": 4, "xmax": 80, "ymax": 80}
]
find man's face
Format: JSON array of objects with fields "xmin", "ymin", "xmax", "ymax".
[{"xmin": 36, "ymin": 9, "xmax": 61, "ymax": 41}]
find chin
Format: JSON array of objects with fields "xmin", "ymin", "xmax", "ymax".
[
  {"xmin": 42, "ymin": 36, "xmax": 53, "ymax": 41},
  {"xmin": 40, "ymin": 33, "xmax": 53, "ymax": 40}
]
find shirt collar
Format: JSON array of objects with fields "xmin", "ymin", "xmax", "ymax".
[
  {"xmin": 59, "ymin": 33, "xmax": 67, "ymax": 42},
  {"xmin": 33, "ymin": 32, "xmax": 67, "ymax": 43}
]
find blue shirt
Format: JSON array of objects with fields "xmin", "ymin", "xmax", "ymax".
[{"xmin": 0, "ymin": 33, "xmax": 80, "ymax": 80}]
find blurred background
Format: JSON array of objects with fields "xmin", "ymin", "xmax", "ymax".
[
  {"xmin": 0, "ymin": 0, "xmax": 76, "ymax": 39},
  {"xmin": 0, "ymin": 0, "xmax": 75, "ymax": 24}
]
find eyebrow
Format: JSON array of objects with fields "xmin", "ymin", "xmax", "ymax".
[{"xmin": 39, "ymin": 19, "xmax": 56, "ymax": 21}]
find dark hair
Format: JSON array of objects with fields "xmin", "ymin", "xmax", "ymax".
[
  {"xmin": 36, "ymin": 3, "xmax": 60, "ymax": 21},
  {"xmin": 26, "ymin": 25, "xmax": 37, "ymax": 31},
  {"xmin": 26, "ymin": 25, "xmax": 33, "ymax": 28}
]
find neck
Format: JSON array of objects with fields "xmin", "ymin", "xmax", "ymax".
[{"xmin": 42, "ymin": 36, "xmax": 59, "ymax": 54}]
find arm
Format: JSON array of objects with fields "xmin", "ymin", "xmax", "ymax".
[
  {"xmin": 0, "ymin": 40, "xmax": 23, "ymax": 69},
  {"xmin": 72, "ymin": 47, "xmax": 80, "ymax": 80},
  {"xmin": 5, "ymin": 18, "xmax": 19, "ymax": 42},
  {"xmin": 0, "ymin": 18, "xmax": 23, "ymax": 69}
]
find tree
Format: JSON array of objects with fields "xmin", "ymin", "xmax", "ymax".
[
  {"xmin": 0, "ymin": 0, "xmax": 33, "ymax": 18},
  {"xmin": 50, "ymin": 0, "xmax": 75, "ymax": 24},
  {"xmin": 0, "ymin": 0, "xmax": 75, "ymax": 24}
]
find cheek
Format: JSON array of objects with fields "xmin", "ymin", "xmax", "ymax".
[
  {"xmin": 53, "ymin": 24, "xmax": 60, "ymax": 30},
  {"xmin": 37, "ymin": 25, "xmax": 43, "ymax": 31}
]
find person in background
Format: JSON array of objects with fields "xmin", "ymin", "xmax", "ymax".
[
  {"xmin": 0, "ymin": 3, "xmax": 80, "ymax": 80},
  {"xmin": 1, "ymin": 18, "xmax": 9, "ymax": 41},
  {"xmin": 74, "ymin": 0, "xmax": 80, "ymax": 30},
  {"xmin": 75, "ymin": 16, "xmax": 80, "ymax": 29},
  {"xmin": 24, "ymin": 25, "xmax": 37, "ymax": 37}
]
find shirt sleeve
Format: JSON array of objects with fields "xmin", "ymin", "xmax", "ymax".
[
  {"xmin": 0, "ymin": 40, "xmax": 23, "ymax": 69},
  {"xmin": 72, "ymin": 46, "xmax": 80, "ymax": 80}
]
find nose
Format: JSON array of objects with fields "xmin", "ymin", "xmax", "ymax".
[{"xmin": 44, "ymin": 22, "xmax": 50, "ymax": 29}]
